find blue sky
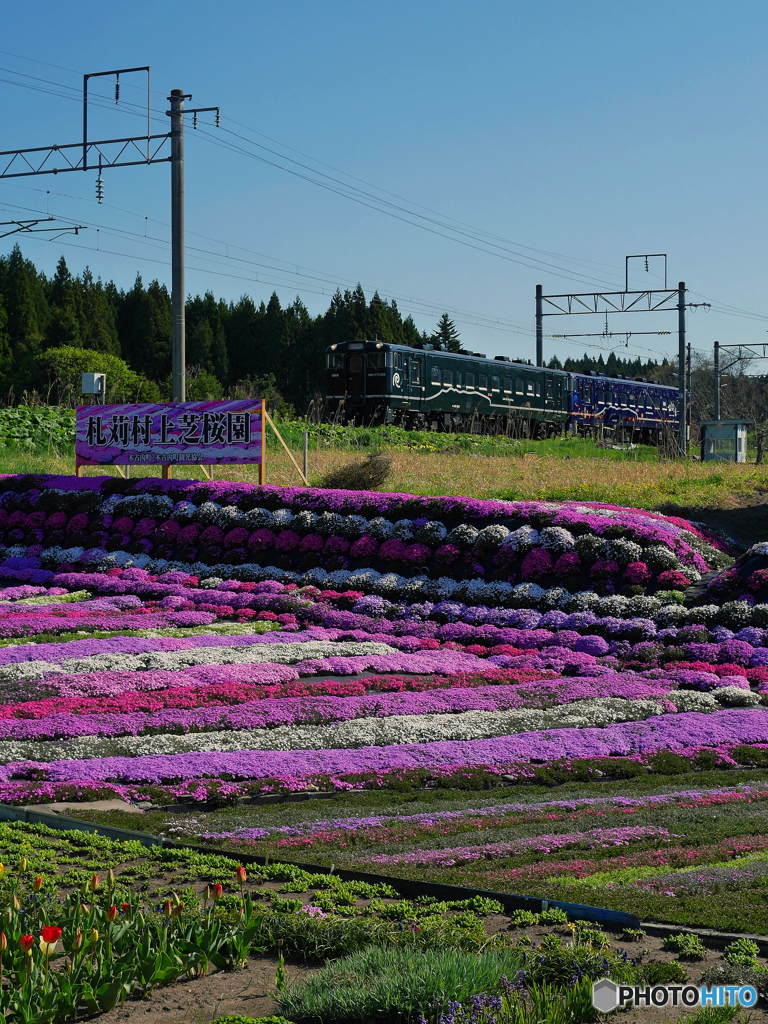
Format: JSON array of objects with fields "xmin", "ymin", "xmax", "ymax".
[{"xmin": 1, "ymin": 0, "xmax": 766, "ymax": 366}]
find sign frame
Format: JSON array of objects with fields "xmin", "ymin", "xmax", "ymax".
[{"xmin": 75, "ymin": 399, "xmax": 266, "ymax": 482}]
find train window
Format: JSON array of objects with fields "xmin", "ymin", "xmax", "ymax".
[
  {"xmin": 443, "ymin": 369, "xmax": 453, "ymax": 386},
  {"xmin": 349, "ymin": 356, "xmax": 363, "ymax": 373},
  {"xmin": 620, "ymin": 393, "xmax": 627, "ymax": 407},
  {"xmin": 492, "ymin": 375, "xmax": 500, "ymax": 390},
  {"xmin": 411, "ymin": 360, "xmax": 421, "ymax": 384},
  {"xmin": 479, "ymin": 374, "xmax": 488, "ymax": 390},
  {"xmin": 431, "ymin": 366, "xmax": 441, "ymax": 384},
  {"xmin": 393, "ymin": 352, "xmax": 402, "ymax": 369},
  {"xmin": 628, "ymin": 393, "xmax": 635, "ymax": 406},
  {"xmin": 516, "ymin": 379, "xmax": 524, "ymax": 395},
  {"xmin": 535, "ymin": 382, "xmax": 541, "ymax": 397},
  {"xmin": 466, "ymin": 372, "xmax": 475, "ymax": 387},
  {"xmin": 455, "ymin": 372, "xmax": 461, "ymax": 386},
  {"xmin": 597, "ymin": 389, "xmax": 604, "ymax": 403},
  {"xmin": 585, "ymin": 384, "xmax": 591, "ymax": 402},
  {"xmin": 546, "ymin": 379, "xmax": 553, "ymax": 399},
  {"xmin": 504, "ymin": 378, "xmax": 512, "ymax": 392},
  {"xmin": 368, "ymin": 352, "xmax": 385, "ymax": 368},
  {"xmin": 328, "ymin": 353, "xmax": 343, "ymax": 368},
  {"xmin": 526, "ymin": 380, "xmax": 534, "ymax": 395}
]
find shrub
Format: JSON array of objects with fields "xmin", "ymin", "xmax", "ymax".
[
  {"xmin": 320, "ymin": 453, "xmax": 392, "ymax": 491},
  {"xmin": 36, "ymin": 346, "xmax": 161, "ymax": 404}
]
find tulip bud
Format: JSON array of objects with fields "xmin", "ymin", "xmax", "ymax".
[
  {"xmin": 19, "ymin": 934, "xmax": 33, "ymax": 954},
  {"xmin": 106, "ymin": 905, "xmax": 117, "ymax": 923},
  {"xmin": 204, "ymin": 884, "xmax": 211, "ymax": 901},
  {"xmin": 163, "ymin": 900, "xmax": 172, "ymax": 919},
  {"xmin": 67, "ymin": 961, "xmax": 72, "ymax": 975},
  {"xmin": 18, "ymin": 858, "xmax": 26, "ymax": 873},
  {"xmin": 236, "ymin": 865, "xmax": 247, "ymax": 885},
  {"xmin": 72, "ymin": 930, "xmax": 82, "ymax": 952},
  {"xmin": 121, "ymin": 903, "xmax": 130, "ymax": 915},
  {"xmin": 107, "ymin": 868, "xmax": 116, "ymax": 888},
  {"xmin": 90, "ymin": 874, "xmax": 99, "ymax": 892},
  {"xmin": 12, "ymin": 896, "xmax": 20, "ymax": 912},
  {"xmin": 32, "ymin": 876, "xmax": 42, "ymax": 893},
  {"xmin": 0, "ymin": 932, "xmax": 7, "ymax": 952},
  {"xmin": 172, "ymin": 902, "xmax": 184, "ymax": 918},
  {"xmin": 90, "ymin": 929, "xmax": 99, "ymax": 944},
  {"xmin": 0, "ymin": 862, "xmax": 5, "ymax": 879},
  {"xmin": 212, "ymin": 884, "xmax": 223, "ymax": 901}
]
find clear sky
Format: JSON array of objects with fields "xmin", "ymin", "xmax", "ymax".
[{"xmin": 1, "ymin": 0, "xmax": 766, "ymax": 367}]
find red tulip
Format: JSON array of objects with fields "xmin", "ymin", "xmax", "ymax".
[
  {"xmin": 19, "ymin": 935, "xmax": 33, "ymax": 953},
  {"xmin": 212, "ymin": 884, "xmax": 223, "ymax": 901},
  {"xmin": 121, "ymin": 903, "xmax": 130, "ymax": 914},
  {"xmin": 163, "ymin": 900, "xmax": 172, "ymax": 919},
  {"xmin": 41, "ymin": 926, "xmax": 62, "ymax": 944},
  {"xmin": 0, "ymin": 933, "xmax": 7, "ymax": 952},
  {"xmin": 32, "ymin": 876, "xmax": 43, "ymax": 893},
  {"xmin": 90, "ymin": 874, "xmax": 100, "ymax": 892},
  {"xmin": 106, "ymin": 906, "xmax": 117, "ymax": 923},
  {"xmin": 236, "ymin": 866, "xmax": 247, "ymax": 885}
]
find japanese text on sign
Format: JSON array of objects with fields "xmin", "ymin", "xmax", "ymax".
[{"xmin": 76, "ymin": 401, "xmax": 263, "ymax": 466}]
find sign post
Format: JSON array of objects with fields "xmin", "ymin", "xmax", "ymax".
[{"xmin": 76, "ymin": 400, "xmax": 265, "ymax": 480}]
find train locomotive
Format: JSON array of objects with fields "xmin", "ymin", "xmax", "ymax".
[{"xmin": 325, "ymin": 340, "xmax": 681, "ymax": 443}]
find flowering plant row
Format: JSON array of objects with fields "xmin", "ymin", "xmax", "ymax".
[{"xmin": 0, "ymin": 478, "xmax": 731, "ymax": 605}]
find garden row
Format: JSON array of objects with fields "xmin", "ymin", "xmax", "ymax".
[{"xmin": 0, "ymin": 819, "xmax": 765, "ymax": 1024}]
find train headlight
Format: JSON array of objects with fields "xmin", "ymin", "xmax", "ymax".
[
  {"xmin": 330, "ymin": 344, "xmax": 337, "ymax": 351},
  {"xmin": 376, "ymin": 342, "xmax": 383, "ymax": 349}
]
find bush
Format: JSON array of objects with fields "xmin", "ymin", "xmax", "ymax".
[
  {"xmin": 540, "ymin": 907, "xmax": 569, "ymax": 925},
  {"xmin": 213, "ymin": 1018, "xmax": 295, "ymax": 1024},
  {"xmin": 36, "ymin": 346, "xmax": 161, "ymax": 404},
  {"xmin": 320, "ymin": 452, "xmax": 392, "ymax": 491}
]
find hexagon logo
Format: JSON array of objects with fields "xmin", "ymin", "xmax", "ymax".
[{"xmin": 592, "ymin": 978, "xmax": 619, "ymax": 1014}]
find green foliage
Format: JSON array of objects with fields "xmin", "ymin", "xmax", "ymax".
[
  {"xmin": 642, "ymin": 959, "xmax": 688, "ymax": 984},
  {"xmin": 723, "ymin": 938, "xmax": 761, "ymax": 966},
  {"xmin": 540, "ymin": 907, "xmax": 569, "ymax": 925},
  {"xmin": 621, "ymin": 928, "xmax": 646, "ymax": 941},
  {"xmin": 212, "ymin": 1018, "xmax": 295, "ymax": 1024},
  {"xmin": 510, "ymin": 910, "xmax": 540, "ymax": 928},
  {"xmin": 684, "ymin": 1009, "xmax": 743, "ymax": 1024},
  {"xmin": 36, "ymin": 346, "xmax": 160, "ymax": 404},
  {"xmin": 661, "ymin": 932, "xmax": 707, "ymax": 958},
  {"xmin": 0, "ymin": 406, "xmax": 75, "ymax": 450}
]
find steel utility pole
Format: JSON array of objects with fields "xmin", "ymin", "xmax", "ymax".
[
  {"xmin": 714, "ymin": 340, "xmax": 720, "ymax": 420},
  {"xmin": 535, "ymin": 285, "xmax": 543, "ymax": 367},
  {"xmin": 0, "ymin": 68, "xmax": 219, "ymax": 405},
  {"xmin": 676, "ymin": 283, "xmax": 688, "ymax": 454},
  {"xmin": 169, "ymin": 90, "xmax": 188, "ymax": 403}
]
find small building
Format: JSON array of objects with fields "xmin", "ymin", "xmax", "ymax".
[{"xmin": 699, "ymin": 419, "xmax": 751, "ymax": 463}]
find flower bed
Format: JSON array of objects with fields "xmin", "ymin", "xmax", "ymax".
[{"xmin": 0, "ymin": 477, "xmax": 761, "ymax": 807}]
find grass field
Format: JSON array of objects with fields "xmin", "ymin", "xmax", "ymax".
[{"xmin": 4, "ymin": 440, "xmax": 768, "ymax": 511}]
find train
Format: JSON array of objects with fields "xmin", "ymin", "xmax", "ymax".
[{"xmin": 325, "ymin": 340, "xmax": 682, "ymax": 443}]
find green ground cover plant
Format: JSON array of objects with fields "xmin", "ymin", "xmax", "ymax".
[{"xmin": 76, "ymin": 767, "xmax": 768, "ymax": 933}]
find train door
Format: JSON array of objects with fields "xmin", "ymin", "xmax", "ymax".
[
  {"xmin": 408, "ymin": 355, "xmax": 424, "ymax": 409},
  {"xmin": 347, "ymin": 344, "xmax": 365, "ymax": 398}
]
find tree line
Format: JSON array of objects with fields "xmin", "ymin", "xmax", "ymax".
[
  {"xmin": 0, "ymin": 247, "xmax": 468, "ymax": 411},
  {"xmin": 0, "ymin": 246, "xmax": 764, "ymax": 424}
]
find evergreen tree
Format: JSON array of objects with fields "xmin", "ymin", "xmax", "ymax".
[{"xmin": 431, "ymin": 312, "xmax": 461, "ymax": 352}]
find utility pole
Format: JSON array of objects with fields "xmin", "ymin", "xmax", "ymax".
[
  {"xmin": 535, "ymin": 284, "xmax": 543, "ymax": 367},
  {"xmin": 169, "ymin": 89, "xmax": 188, "ymax": 403},
  {"xmin": 678, "ymin": 281, "xmax": 686, "ymax": 455},
  {"xmin": 714, "ymin": 340, "xmax": 720, "ymax": 420},
  {"xmin": 0, "ymin": 68, "xmax": 219, "ymax": 407}
]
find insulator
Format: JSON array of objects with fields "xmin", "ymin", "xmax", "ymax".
[
  {"xmin": 96, "ymin": 175, "xmax": 104, "ymax": 204},
  {"xmin": 193, "ymin": 112, "xmax": 198, "ymax": 129},
  {"xmin": 215, "ymin": 110, "xmax": 220, "ymax": 128},
  {"xmin": 115, "ymin": 80, "xmax": 120, "ymax": 104},
  {"xmin": 644, "ymin": 256, "xmax": 649, "ymax": 272}
]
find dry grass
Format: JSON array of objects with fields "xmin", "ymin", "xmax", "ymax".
[{"xmin": 3, "ymin": 447, "xmax": 768, "ymax": 509}]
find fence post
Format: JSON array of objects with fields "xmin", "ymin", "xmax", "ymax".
[{"xmin": 303, "ymin": 430, "xmax": 309, "ymax": 483}]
